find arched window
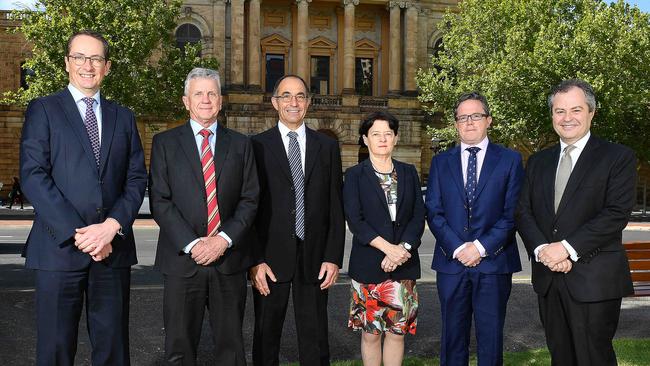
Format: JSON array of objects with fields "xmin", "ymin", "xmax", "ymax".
[{"xmin": 175, "ymin": 23, "xmax": 202, "ymax": 54}]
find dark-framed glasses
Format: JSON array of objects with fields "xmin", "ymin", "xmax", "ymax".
[
  {"xmin": 67, "ymin": 54, "xmax": 106, "ymax": 67},
  {"xmin": 455, "ymin": 113, "xmax": 487, "ymax": 123},
  {"xmin": 273, "ymin": 93, "xmax": 309, "ymax": 103}
]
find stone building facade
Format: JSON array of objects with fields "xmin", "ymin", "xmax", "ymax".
[{"xmin": 0, "ymin": 1, "xmax": 457, "ymax": 194}]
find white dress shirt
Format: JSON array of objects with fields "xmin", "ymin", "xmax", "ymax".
[
  {"xmin": 453, "ymin": 137, "xmax": 490, "ymax": 259},
  {"xmin": 533, "ymin": 131, "xmax": 591, "ymax": 263},
  {"xmin": 277, "ymin": 121, "xmax": 306, "ymax": 173},
  {"xmin": 68, "ymin": 84, "xmax": 102, "ymax": 143},
  {"xmin": 183, "ymin": 120, "xmax": 232, "ymax": 253}
]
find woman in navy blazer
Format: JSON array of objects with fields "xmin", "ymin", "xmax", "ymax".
[{"xmin": 344, "ymin": 111, "xmax": 425, "ymax": 366}]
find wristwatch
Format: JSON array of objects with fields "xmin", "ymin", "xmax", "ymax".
[{"xmin": 401, "ymin": 242, "xmax": 412, "ymax": 251}]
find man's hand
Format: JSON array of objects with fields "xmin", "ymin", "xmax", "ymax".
[
  {"xmin": 318, "ymin": 262, "xmax": 339, "ymax": 290},
  {"xmin": 381, "ymin": 256, "xmax": 399, "ymax": 272},
  {"xmin": 191, "ymin": 236, "xmax": 228, "ymax": 266},
  {"xmin": 550, "ymin": 259, "xmax": 573, "ymax": 273},
  {"xmin": 539, "ymin": 242, "xmax": 569, "ymax": 267},
  {"xmin": 91, "ymin": 243, "xmax": 113, "ymax": 262},
  {"xmin": 74, "ymin": 218, "xmax": 121, "ymax": 257},
  {"xmin": 250, "ymin": 262, "xmax": 277, "ymax": 296},
  {"xmin": 456, "ymin": 242, "xmax": 482, "ymax": 267}
]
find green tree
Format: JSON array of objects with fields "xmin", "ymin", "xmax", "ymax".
[
  {"xmin": 417, "ymin": 0, "xmax": 650, "ymax": 161},
  {"xmin": 4, "ymin": 0, "xmax": 219, "ymax": 119}
]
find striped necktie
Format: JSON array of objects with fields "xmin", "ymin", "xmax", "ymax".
[
  {"xmin": 199, "ymin": 129, "xmax": 221, "ymax": 236},
  {"xmin": 287, "ymin": 131, "xmax": 305, "ymax": 240}
]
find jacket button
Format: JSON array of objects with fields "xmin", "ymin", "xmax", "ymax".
[
  {"xmin": 553, "ymin": 228, "xmax": 558, "ymax": 234},
  {"xmin": 96, "ymin": 208, "xmax": 102, "ymax": 214},
  {"xmin": 464, "ymin": 227, "xmax": 468, "ymax": 232}
]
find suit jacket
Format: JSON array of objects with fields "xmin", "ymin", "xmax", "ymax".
[
  {"xmin": 252, "ymin": 125, "xmax": 345, "ymax": 283},
  {"xmin": 149, "ymin": 122, "xmax": 259, "ymax": 277},
  {"xmin": 516, "ymin": 135, "xmax": 636, "ymax": 302},
  {"xmin": 426, "ymin": 142, "xmax": 523, "ymax": 274},
  {"xmin": 20, "ymin": 88, "xmax": 147, "ymax": 270},
  {"xmin": 344, "ymin": 159, "xmax": 425, "ymax": 284}
]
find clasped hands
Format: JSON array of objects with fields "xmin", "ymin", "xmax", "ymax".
[
  {"xmin": 73, "ymin": 218, "xmax": 120, "ymax": 262},
  {"xmin": 538, "ymin": 242, "xmax": 573, "ymax": 273},
  {"xmin": 190, "ymin": 235, "xmax": 229, "ymax": 266},
  {"xmin": 381, "ymin": 243, "xmax": 411, "ymax": 273}
]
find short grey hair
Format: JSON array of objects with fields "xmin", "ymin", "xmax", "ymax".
[
  {"xmin": 548, "ymin": 79, "xmax": 596, "ymax": 114},
  {"xmin": 184, "ymin": 67, "xmax": 221, "ymax": 96}
]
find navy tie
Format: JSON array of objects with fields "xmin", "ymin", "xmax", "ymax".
[
  {"xmin": 287, "ymin": 131, "xmax": 305, "ymax": 240},
  {"xmin": 82, "ymin": 97, "xmax": 100, "ymax": 168},
  {"xmin": 465, "ymin": 147, "xmax": 481, "ymax": 205}
]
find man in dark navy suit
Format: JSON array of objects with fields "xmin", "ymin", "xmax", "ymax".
[
  {"xmin": 20, "ymin": 30, "xmax": 147, "ymax": 365},
  {"xmin": 425, "ymin": 92, "xmax": 524, "ymax": 366}
]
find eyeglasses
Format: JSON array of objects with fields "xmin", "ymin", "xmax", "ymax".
[
  {"xmin": 67, "ymin": 54, "xmax": 106, "ymax": 67},
  {"xmin": 273, "ymin": 93, "xmax": 309, "ymax": 103},
  {"xmin": 455, "ymin": 113, "xmax": 487, "ymax": 123}
]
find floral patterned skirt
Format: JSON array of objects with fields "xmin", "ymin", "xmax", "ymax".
[{"xmin": 348, "ymin": 279, "xmax": 418, "ymax": 335}]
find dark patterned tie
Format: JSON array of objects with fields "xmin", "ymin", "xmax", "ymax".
[
  {"xmin": 554, "ymin": 144, "xmax": 576, "ymax": 212},
  {"xmin": 199, "ymin": 129, "xmax": 221, "ymax": 237},
  {"xmin": 287, "ymin": 131, "xmax": 305, "ymax": 240},
  {"xmin": 82, "ymin": 97, "xmax": 100, "ymax": 168},
  {"xmin": 465, "ymin": 147, "xmax": 481, "ymax": 205}
]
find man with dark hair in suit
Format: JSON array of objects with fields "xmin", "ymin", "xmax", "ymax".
[
  {"xmin": 517, "ymin": 79, "xmax": 637, "ymax": 366},
  {"xmin": 20, "ymin": 30, "xmax": 147, "ymax": 365},
  {"xmin": 425, "ymin": 92, "xmax": 524, "ymax": 366},
  {"xmin": 149, "ymin": 67, "xmax": 259, "ymax": 365},
  {"xmin": 250, "ymin": 74, "xmax": 345, "ymax": 365}
]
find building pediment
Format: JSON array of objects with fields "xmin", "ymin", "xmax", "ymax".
[{"xmin": 309, "ymin": 36, "xmax": 336, "ymax": 49}]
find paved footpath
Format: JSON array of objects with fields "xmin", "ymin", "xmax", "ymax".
[{"xmin": 1, "ymin": 218, "xmax": 649, "ymax": 365}]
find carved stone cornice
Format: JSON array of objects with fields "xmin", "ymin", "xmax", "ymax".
[{"xmin": 342, "ymin": 0, "xmax": 359, "ymax": 6}]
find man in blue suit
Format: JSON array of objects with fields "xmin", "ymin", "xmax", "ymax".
[
  {"xmin": 19, "ymin": 30, "xmax": 147, "ymax": 365},
  {"xmin": 425, "ymin": 92, "xmax": 524, "ymax": 366}
]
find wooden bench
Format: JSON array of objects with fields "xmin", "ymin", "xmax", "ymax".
[{"xmin": 624, "ymin": 242, "xmax": 650, "ymax": 296}]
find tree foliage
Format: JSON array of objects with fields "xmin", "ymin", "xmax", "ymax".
[
  {"xmin": 417, "ymin": 0, "xmax": 650, "ymax": 161},
  {"xmin": 4, "ymin": 0, "xmax": 219, "ymax": 119}
]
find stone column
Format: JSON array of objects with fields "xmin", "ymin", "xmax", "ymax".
[
  {"xmin": 387, "ymin": 1, "xmax": 402, "ymax": 95},
  {"xmin": 248, "ymin": 0, "xmax": 262, "ymax": 90},
  {"xmin": 418, "ymin": 7, "xmax": 429, "ymax": 68},
  {"xmin": 212, "ymin": 0, "xmax": 226, "ymax": 76},
  {"xmin": 342, "ymin": 0, "xmax": 358, "ymax": 94},
  {"xmin": 295, "ymin": 0, "xmax": 311, "ymax": 82},
  {"xmin": 404, "ymin": 2, "xmax": 418, "ymax": 95},
  {"xmin": 230, "ymin": 0, "xmax": 245, "ymax": 89}
]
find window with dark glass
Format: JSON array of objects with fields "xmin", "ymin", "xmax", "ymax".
[
  {"xmin": 355, "ymin": 57, "xmax": 373, "ymax": 96},
  {"xmin": 20, "ymin": 61, "xmax": 35, "ymax": 90},
  {"xmin": 265, "ymin": 54, "xmax": 285, "ymax": 93},
  {"xmin": 175, "ymin": 23, "xmax": 202, "ymax": 54},
  {"xmin": 310, "ymin": 56, "xmax": 329, "ymax": 95}
]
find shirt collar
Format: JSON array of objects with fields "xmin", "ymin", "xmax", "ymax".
[
  {"xmin": 560, "ymin": 131, "xmax": 590, "ymax": 152},
  {"xmin": 189, "ymin": 119, "xmax": 218, "ymax": 136},
  {"xmin": 68, "ymin": 84, "xmax": 100, "ymax": 104},
  {"xmin": 460, "ymin": 136, "xmax": 489, "ymax": 153},
  {"xmin": 277, "ymin": 121, "xmax": 306, "ymax": 139}
]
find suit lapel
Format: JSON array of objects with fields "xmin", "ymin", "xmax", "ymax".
[
  {"xmin": 544, "ymin": 145, "xmax": 561, "ymax": 217},
  {"xmin": 395, "ymin": 160, "xmax": 406, "ymax": 215},
  {"xmin": 178, "ymin": 122, "xmax": 206, "ymax": 190},
  {"xmin": 266, "ymin": 126, "xmax": 293, "ymax": 183},
  {"xmin": 304, "ymin": 128, "xmax": 322, "ymax": 183},
  {"xmin": 98, "ymin": 97, "xmax": 116, "ymax": 176},
  {"xmin": 213, "ymin": 124, "xmax": 231, "ymax": 182},
  {"xmin": 556, "ymin": 136, "xmax": 600, "ymax": 216},
  {"xmin": 362, "ymin": 160, "xmax": 390, "ymax": 216},
  {"xmin": 445, "ymin": 146, "xmax": 466, "ymax": 199},
  {"xmin": 473, "ymin": 143, "xmax": 501, "ymax": 200},
  {"xmin": 57, "ymin": 89, "xmax": 98, "ymax": 175}
]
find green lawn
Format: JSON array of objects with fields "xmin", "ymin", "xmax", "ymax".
[{"xmin": 283, "ymin": 338, "xmax": 650, "ymax": 366}]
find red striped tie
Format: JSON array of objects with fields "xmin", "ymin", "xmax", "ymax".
[{"xmin": 199, "ymin": 129, "xmax": 220, "ymax": 237}]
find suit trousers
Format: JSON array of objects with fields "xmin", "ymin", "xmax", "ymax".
[
  {"xmin": 162, "ymin": 266, "xmax": 247, "ymax": 366},
  {"xmin": 252, "ymin": 240, "xmax": 330, "ymax": 366},
  {"xmin": 35, "ymin": 262, "xmax": 131, "ymax": 366},
  {"xmin": 437, "ymin": 269, "xmax": 512, "ymax": 366},
  {"xmin": 539, "ymin": 273, "xmax": 622, "ymax": 366}
]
